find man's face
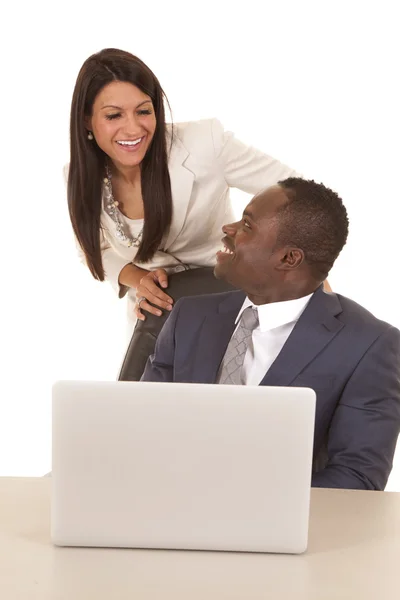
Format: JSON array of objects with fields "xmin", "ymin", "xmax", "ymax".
[{"xmin": 214, "ymin": 186, "xmax": 290, "ymax": 296}]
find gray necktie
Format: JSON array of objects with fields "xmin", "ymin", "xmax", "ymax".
[{"xmin": 218, "ymin": 306, "xmax": 259, "ymax": 385}]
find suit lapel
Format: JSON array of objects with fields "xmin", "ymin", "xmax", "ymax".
[
  {"xmin": 193, "ymin": 292, "xmax": 245, "ymax": 383},
  {"xmin": 163, "ymin": 132, "xmax": 196, "ymax": 250},
  {"xmin": 260, "ymin": 287, "xmax": 344, "ymax": 387}
]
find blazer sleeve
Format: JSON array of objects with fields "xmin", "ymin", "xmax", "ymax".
[
  {"xmin": 312, "ymin": 326, "xmax": 400, "ymax": 490},
  {"xmin": 72, "ymin": 216, "xmax": 131, "ymax": 298},
  {"xmin": 141, "ymin": 300, "xmax": 183, "ymax": 382},
  {"xmin": 101, "ymin": 237, "xmax": 131, "ymax": 299},
  {"xmin": 210, "ymin": 119, "xmax": 301, "ymax": 194},
  {"xmin": 64, "ymin": 163, "xmax": 130, "ymax": 298}
]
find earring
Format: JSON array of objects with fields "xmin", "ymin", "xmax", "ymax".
[{"xmin": 87, "ymin": 131, "xmax": 94, "ymax": 140}]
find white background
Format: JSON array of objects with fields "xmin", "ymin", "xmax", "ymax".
[{"xmin": 1, "ymin": 1, "xmax": 399, "ymax": 489}]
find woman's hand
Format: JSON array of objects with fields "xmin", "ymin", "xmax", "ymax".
[
  {"xmin": 323, "ymin": 279, "xmax": 332, "ymax": 292},
  {"xmin": 135, "ymin": 269, "xmax": 174, "ymax": 320}
]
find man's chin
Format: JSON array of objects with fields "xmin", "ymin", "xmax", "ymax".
[
  {"xmin": 214, "ymin": 264, "xmax": 236, "ymax": 286},
  {"xmin": 213, "ymin": 264, "xmax": 225, "ymax": 280}
]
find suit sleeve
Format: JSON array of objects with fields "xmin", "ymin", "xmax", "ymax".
[
  {"xmin": 210, "ymin": 119, "xmax": 301, "ymax": 194},
  {"xmin": 312, "ymin": 326, "xmax": 400, "ymax": 490},
  {"xmin": 141, "ymin": 300, "xmax": 183, "ymax": 382}
]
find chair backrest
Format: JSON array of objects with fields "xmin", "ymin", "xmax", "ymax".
[{"xmin": 118, "ymin": 267, "xmax": 235, "ymax": 381}]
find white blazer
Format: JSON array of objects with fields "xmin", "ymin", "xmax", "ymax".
[{"xmin": 68, "ymin": 118, "xmax": 299, "ymax": 324}]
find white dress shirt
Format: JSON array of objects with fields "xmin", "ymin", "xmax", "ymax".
[{"xmin": 234, "ymin": 293, "xmax": 314, "ymax": 386}]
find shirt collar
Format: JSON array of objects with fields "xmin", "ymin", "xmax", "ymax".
[{"xmin": 235, "ymin": 293, "xmax": 314, "ymax": 332}]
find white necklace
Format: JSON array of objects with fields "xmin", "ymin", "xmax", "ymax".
[{"xmin": 104, "ymin": 165, "xmax": 143, "ymax": 248}]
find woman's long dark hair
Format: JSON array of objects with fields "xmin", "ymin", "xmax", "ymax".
[{"xmin": 68, "ymin": 48, "xmax": 173, "ymax": 280}]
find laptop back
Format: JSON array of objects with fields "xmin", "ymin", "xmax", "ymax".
[{"xmin": 52, "ymin": 381, "xmax": 316, "ymax": 553}]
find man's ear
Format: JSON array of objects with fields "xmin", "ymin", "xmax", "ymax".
[{"xmin": 276, "ymin": 247, "xmax": 304, "ymax": 270}]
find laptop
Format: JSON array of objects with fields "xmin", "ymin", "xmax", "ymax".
[{"xmin": 51, "ymin": 380, "xmax": 316, "ymax": 554}]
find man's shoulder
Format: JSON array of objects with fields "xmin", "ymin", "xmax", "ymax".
[
  {"xmin": 335, "ymin": 292, "xmax": 399, "ymax": 337},
  {"xmin": 174, "ymin": 290, "xmax": 244, "ymax": 319}
]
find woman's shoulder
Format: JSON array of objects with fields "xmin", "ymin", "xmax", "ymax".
[
  {"xmin": 167, "ymin": 118, "xmax": 226, "ymax": 157},
  {"xmin": 168, "ymin": 118, "xmax": 223, "ymax": 136}
]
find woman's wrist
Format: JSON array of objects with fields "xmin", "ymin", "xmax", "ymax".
[{"xmin": 118, "ymin": 263, "xmax": 149, "ymax": 289}]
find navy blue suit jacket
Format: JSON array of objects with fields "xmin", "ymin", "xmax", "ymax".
[{"xmin": 142, "ymin": 287, "xmax": 400, "ymax": 490}]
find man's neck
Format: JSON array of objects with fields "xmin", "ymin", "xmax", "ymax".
[{"xmin": 247, "ymin": 281, "xmax": 321, "ymax": 306}]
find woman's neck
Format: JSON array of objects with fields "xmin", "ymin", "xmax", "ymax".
[{"xmin": 110, "ymin": 162, "xmax": 141, "ymax": 186}]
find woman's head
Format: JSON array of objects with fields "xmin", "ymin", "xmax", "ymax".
[
  {"xmin": 68, "ymin": 49, "xmax": 173, "ymax": 280},
  {"xmin": 87, "ymin": 80, "xmax": 156, "ymax": 170},
  {"xmin": 71, "ymin": 48, "xmax": 166, "ymax": 170}
]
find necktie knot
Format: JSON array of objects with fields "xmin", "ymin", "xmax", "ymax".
[{"xmin": 240, "ymin": 306, "xmax": 259, "ymax": 332}]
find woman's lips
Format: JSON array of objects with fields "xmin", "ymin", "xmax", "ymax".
[{"xmin": 116, "ymin": 137, "xmax": 145, "ymax": 152}]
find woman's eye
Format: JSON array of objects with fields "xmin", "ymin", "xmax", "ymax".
[
  {"xmin": 243, "ymin": 219, "xmax": 251, "ymax": 229},
  {"xmin": 105, "ymin": 113, "xmax": 121, "ymax": 120},
  {"xmin": 138, "ymin": 109, "xmax": 152, "ymax": 116}
]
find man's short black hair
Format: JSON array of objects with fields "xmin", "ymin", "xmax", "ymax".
[{"xmin": 276, "ymin": 177, "xmax": 349, "ymax": 278}]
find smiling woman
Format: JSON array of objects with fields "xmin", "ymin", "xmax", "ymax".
[
  {"xmin": 88, "ymin": 83, "xmax": 157, "ymax": 181},
  {"xmin": 66, "ymin": 47, "xmax": 301, "ymax": 372},
  {"xmin": 68, "ymin": 49, "xmax": 173, "ymax": 283}
]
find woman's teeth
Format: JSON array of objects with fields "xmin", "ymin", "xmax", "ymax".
[
  {"xmin": 222, "ymin": 245, "xmax": 234, "ymax": 254},
  {"xmin": 117, "ymin": 138, "xmax": 142, "ymax": 146}
]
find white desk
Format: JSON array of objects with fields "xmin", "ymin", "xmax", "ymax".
[{"xmin": 0, "ymin": 478, "xmax": 399, "ymax": 599}]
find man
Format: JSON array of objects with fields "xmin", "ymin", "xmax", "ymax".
[{"xmin": 142, "ymin": 177, "xmax": 400, "ymax": 490}]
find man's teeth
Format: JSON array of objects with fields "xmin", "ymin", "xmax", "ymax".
[
  {"xmin": 117, "ymin": 138, "xmax": 142, "ymax": 146},
  {"xmin": 222, "ymin": 245, "xmax": 234, "ymax": 254}
]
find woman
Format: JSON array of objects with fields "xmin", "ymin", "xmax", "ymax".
[{"xmin": 68, "ymin": 48, "xmax": 301, "ymax": 330}]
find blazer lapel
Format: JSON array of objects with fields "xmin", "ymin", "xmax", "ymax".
[
  {"xmin": 163, "ymin": 131, "xmax": 196, "ymax": 250},
  {"xmin": 193, "ymin": 291, "xmax": 245, "ymax": 384},
  {"xmin": 260, "ymin": 287, "xmax": 344, "ymax": 387}
]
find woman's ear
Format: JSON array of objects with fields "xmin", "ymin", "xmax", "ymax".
[{"xmin": 84, "ymin": 116, "xmax": 92, "ymax": 131}]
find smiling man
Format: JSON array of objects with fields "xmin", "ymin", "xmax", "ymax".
[{"xmin": 142, "ymin": 177, "xmax": 400, "ymax": 490}]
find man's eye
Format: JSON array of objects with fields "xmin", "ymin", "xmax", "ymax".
[{"xmin": 243, "ymin": 219, "xmax": 251, "ymax": 229}]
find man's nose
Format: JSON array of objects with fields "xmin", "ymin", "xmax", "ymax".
[{"xmin": 222, "ymin": 222, "xmax": 238, "ymax": 236}]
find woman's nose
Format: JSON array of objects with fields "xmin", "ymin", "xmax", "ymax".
[{"xmin": 124, "ymin": 114, "xmax": 142, "ymax": 135}]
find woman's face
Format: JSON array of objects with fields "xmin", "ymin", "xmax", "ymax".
[{"xmin": 88, "ymin": 81, "xmax": 157, "ymax": 170}]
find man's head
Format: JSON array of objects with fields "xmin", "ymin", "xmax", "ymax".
[{"xmin": 214, "ymin": 177, "xmax": 349, "ymax": 303}]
